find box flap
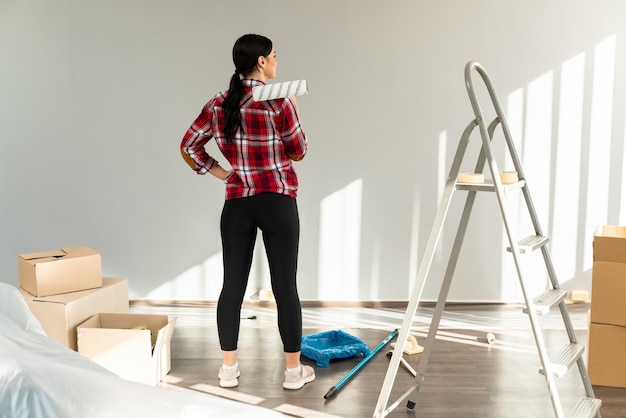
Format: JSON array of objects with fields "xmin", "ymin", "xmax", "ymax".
[
  {"xmin": 595, "ymin": 225, "xmax": 626, "ymax": 238},
  {"xmin": 154, "ymin": 317, "xmax": 176, "ymax": 356},
  {"xmin": 20, "ymin": 288, "xmax": 69, "ymax": 305},
  {"xmin": 78, "ymin": 313, "xmax": 102, "ymax": 329},
  {"xmin": 153, "ymin": 317, "xmax": 176, "ymax": 381},
  {"xmin": 77, "ymin": 325, "xmax": 153, "ymax": 384},
  {"xmin": 93, "ymin": 313, "xmax": 168, "ymax": 346},
  {"xmin": 60, "ymin": 247, "xmax": 99, "ymax": 260},
  {"xmin": 22, "ymin": 287, "xmax": 97, "ymax": 305},
  {"xmin": 19, "ymin": 249, "xmax": 68, "ymax": 262}
]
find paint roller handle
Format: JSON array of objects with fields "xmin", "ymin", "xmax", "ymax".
[
  {"xmin": 324, "ymin": 386, "xmax": 338, "ymax": 399},
  {"xmin": 323, "ymin": 329, "xmax": 398, "ymax": 400}
]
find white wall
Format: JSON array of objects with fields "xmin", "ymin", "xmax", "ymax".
[{"xmin": 2, "ymin": 0, "xmax": 625, "ymax": 302}]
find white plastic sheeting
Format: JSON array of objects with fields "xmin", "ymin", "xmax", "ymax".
[{"xmin": 0, "ymin": 282, "xmax": 284, "ymax": 418}]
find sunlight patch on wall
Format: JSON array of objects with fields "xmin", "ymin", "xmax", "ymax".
[
  {"xmin": 501, "ymin": 88, "xmax": 525, "ymax": 301},
  {"xmin": 146, "ymin": 252, "xmax": 223, "ymax": 300},
  {"xmin": 504, "ymin": 87, "xmax": 526, "ymax": 235},
  {"xmin": 520, "ymin": 70, "xmax": 555, "ymax": 297},
  {"xmin": 523, "ymin": 71, "xmax": 554, "ymax": 230},
  {"xmin": 584, "ymin": 35, "xmax": 616, "ymax": 270},
  {"xmin": 551, "ymin": 53, "xmax": 585, "ymax": 282},
  {"xmin": 145, "ymin": 239, "xmax": 269, "ymax": 301},
  {"xmin": 503, "ymin": 88, "xmax": 525, "ymax": 173},
  {"xmin": 368, "ymin": 242, "xmax": 381, "ymax": 299},
  {"xmin": 408, "ymin": 187, "xmax": 421, "ymax": 296},
  {"xmin": 438, "ymin": 131, "xmax": 447, "ymax": 203},
  {"xmin": 317, "ymin": 179, "xmax": 363, "ymax": 300}
]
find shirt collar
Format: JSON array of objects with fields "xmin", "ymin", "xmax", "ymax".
[{"xmin": 242, "ymin": 78, "xmax": 265, "ymax": 87}]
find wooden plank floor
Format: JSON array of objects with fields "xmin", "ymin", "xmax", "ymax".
[{"xmin": 131, "ymin": 303, "xmax": 626, "ymax": 418}]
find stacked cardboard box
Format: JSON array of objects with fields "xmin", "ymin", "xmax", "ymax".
[
  {"xmin": 18, "ymin": 247, "xmax": 175, "ymax": 386},
  {"xmin": 20, "ymin": 276, "xmax": 129, "ymax": 350},
  {"xmin": 588, "ymin": 226, "xmax": 626, "ymax": 388},
  {"xmin": 19, "ymin": 247, "xmax": 103, "ymax": 297}
]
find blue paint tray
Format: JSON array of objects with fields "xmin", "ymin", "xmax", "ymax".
[{"xmin": 301, "ymin": 330, "xmax": 370, "ymax": 367}]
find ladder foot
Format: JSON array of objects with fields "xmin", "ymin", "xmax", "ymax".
[{"xmin": 406, "ymin": 400, "xmax": 416, "ymax": 410}]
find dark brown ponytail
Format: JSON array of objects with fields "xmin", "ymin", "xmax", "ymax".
[{"xmin": 222, "ymin": 34, "xmax": 273, "ymax": 143}]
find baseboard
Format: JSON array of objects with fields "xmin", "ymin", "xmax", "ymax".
[{"xmin": 129, "ymin": 299, "xmax": 511, "ymax": 309}]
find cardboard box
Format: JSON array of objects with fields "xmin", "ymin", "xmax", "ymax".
[
  {"xmin": 19, "ymin": 247, "xmax": 102, "ymax": 297},
  {"xmin": 588, "ymin": 322, "xmax": 626, "ymax": 388},
  {"xmin": 594, "ymin": 226, "xmax": 626, "ymax": 263},
  {"xmin": 77, "ymin": 313, "xmax": 176, "ymax": 386},
  {"xmin": 20, "ymin": 277, "xmax": 129, "ymax": 350},
  {"xmin": 591, "ymin": 261, "xmax": 626, "ymax": 327}
]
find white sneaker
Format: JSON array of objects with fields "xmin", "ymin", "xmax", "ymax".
[
  {"xmin": 283, "ymin": 365, "xmax": 315, "ymax": 390},
  {"xmin": 218, "ymin": 366, "xmax": 240, "ymax": 388}
]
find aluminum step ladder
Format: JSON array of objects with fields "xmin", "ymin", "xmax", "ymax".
[{"xmin": 373, "ymin": 61, "xmax": 601, "ymax": 418}]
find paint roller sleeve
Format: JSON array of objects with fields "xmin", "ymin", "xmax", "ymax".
[{"xmin": 252, "ymin": 80, "xmax": 308, "ymax": 102}]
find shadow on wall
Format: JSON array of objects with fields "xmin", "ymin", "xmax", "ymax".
[
  {"xmin": 151, "ymin": 33, "xmax": 624, "ymax": 303},
  {"xmin": 497, "ymin": 34, "xmax": 622, "ymax": 301},
  {"xmin": 145, "ymin": 180, "xmax": 364, "ymax": 302}
]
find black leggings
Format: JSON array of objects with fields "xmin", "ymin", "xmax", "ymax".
[{"xmin": 217, "ymin": 193, "xmax": 302, "ymax": 353}]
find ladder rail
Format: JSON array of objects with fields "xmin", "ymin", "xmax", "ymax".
[
  {"xmin": 403, "ymin": 119, "xmax": 498, "ymax": 409},
  {"xmin": 471, "ymin": 61, "xmax": 599, "ymax": 413},
  {"xmin": 465, "ymin": 61, "xmax": 565, "ymax": 417},
  {"xmin": 373, "ymin": 120, "xmax": 478, "ymax": 418},
  {"xmin": 406, "ymin": 177, "xmax": 483, "ymax": 408},
  {"xmin": 374, "ymin": 61, "xmax": 600, "ymax": 418}
]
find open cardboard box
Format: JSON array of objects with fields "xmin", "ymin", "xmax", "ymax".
[
  {"xmin": 77, "ymin": 313, "xmax": 176, "ymax": 386},
  {"xmin": 19, "ymin": 247, "xmax": 102, "ymax": 297},
  {"xmin": 20, "ymin": 276, "xmax": 128, "ymax": 350}
]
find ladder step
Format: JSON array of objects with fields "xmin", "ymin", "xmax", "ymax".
[
  {"xmin": 568, "ymin": 397, "xmax": 602, "ymax": 418},
  {"xmin": 507, "ymin": 234, "xmax": 550, "ymax": 253},
  {"xmin": 539, "ymin": 343, "xmax": 584, "ymax": 377},
  {"xmin": 455, "ymin": 178, "xmax": 525, "ymax": 192},
  {"xmin": 522, "ymin": 289, "xmax": 567, "ymax": 315}
]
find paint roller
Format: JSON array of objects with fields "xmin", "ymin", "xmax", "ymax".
[
  {"xmin": 252, "ymin": 79, "xmax": 308, "ymax": 102},
  {"xmin": 324, "ymin": 329, "xmax": 398, "ymax": 400}
]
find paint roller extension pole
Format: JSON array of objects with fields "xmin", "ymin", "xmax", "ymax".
[{"xmin": 324, "ymin": 329, "xmax": 398, "ymax": 400}]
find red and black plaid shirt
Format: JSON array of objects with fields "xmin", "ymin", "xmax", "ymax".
[{"xmin": 181, "ymin": 79, "xmax": 307, "ymax": 199}]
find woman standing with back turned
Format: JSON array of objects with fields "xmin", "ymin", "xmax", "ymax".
[{"xmin": 180, "ymin": 34, "xmax": 314, "ymax": 390}]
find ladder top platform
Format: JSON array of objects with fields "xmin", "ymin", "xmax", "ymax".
[{"xmin": 455, "ymin": 179, "xmax": 526, "ymax": 192}]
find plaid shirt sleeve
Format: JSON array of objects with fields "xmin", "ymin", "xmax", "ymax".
[
  {"xmin": 280, "ymin": 97, "xmax": 307, "ymax": 159},
  {"xmin": 180, "ymin": 97, "xmax": 219, "ymax": 174}
]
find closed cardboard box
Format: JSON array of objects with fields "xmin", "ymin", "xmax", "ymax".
[
  {"xmin": 20, "ymin": 277, "xmax": 129, "ymax": 350},
  {"xmin": 77, "ymin": 313, "xmax": 176, "ymax": 386},
  {"xmin": 587, "ymin": 322, "xmax": 626, "ymax": 388},
  {"xmin": 19, "ymin": 247, "xmax": 102, "ymax": 297},
  {"xmin": 591, "ymin": 261, "xmax": 626, "ymax": 327},
  {"xmin": 594, "ymin": 226, "xmax": 626, "ymax": 263}
]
